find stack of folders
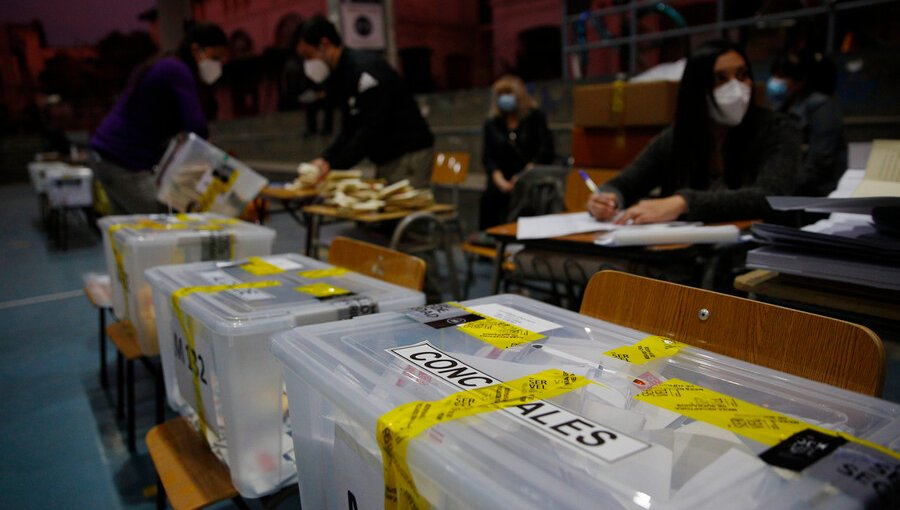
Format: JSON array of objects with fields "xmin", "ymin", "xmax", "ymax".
[{"xmin": 747, "ymin": 197, "xmax": 900, "ymax": 291}]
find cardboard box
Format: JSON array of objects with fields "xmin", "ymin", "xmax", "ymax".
[
  {"xmin": 573, "ymin": 80, "xmax": 679, "ymax": 127},
  {"xmin": 571, "ymin": 126, "xmax": 662, "ymax": 169}
]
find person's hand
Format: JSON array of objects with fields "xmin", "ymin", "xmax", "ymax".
[
  {"xmin": 587, "ymin": 192, "xmax": 619, "ymax": 221},
  {"xmin": 311, "ymin": 157, "xmax": 331, "ymax": 183},
  {"xmin": 614, "ymin": 195, "xmax": 688, "ymax": 225},
  {"xmin": 493, "ymin": 170, "xmax": 515, "ymax": 194}
]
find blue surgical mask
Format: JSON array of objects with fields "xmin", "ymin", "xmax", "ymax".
[
  {"xmin": 766, "ymin": 77, "xmax": 788, "ymax": 108},
  {"xmin": 497, "ymin": 93, "xmax": 517, "ymax": 113}
]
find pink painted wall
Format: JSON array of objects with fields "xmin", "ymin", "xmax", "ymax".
[{"xmin": 491, "ymin": 0, "xmax": 561, "ymax": 76}]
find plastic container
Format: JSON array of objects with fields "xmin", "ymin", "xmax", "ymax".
[
  {"xmin": 271, "ymin": 294, "xmax": 900, "ymax": 510},
  {"xmin": 28, "ymin": 161, "xmax": 67, "ymax": 193},
  {"xmin": 145, "ymin": 253, "xmax": 425, "ymax": 498},
  {"xmin": 45, "ymin": 165, "xmax": 93, "ymax": 208},
  {"xmin": 155, "ymin": 133, "xmax": 268, "ymax": 217},
  {"xmin": 98, "ymin": 213, "xmax": 275, "ymax": 354}
]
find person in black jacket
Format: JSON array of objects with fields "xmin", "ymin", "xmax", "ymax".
[
  {"xmin": 479, "ymin": 74, "xmax": 555, "ymax": 229},
  {"xmin": 588, "ymin": 40, "xmax": 800, "ymax": 224},
  {"xmin": 294, "ymin": 15, "xmax": 434, "ymax": 187}
]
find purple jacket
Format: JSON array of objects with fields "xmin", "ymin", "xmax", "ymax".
[{"xmin": 90, "ymin": 56, "xmax": 209, "ymax": 171}]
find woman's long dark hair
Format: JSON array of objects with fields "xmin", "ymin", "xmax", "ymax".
[
  {"xmin": 672, "ymin": 39, "xmax": 756, "ymax": 191},
  {"xmin": 123, "ymin": 23, "xmax": 227, "ymax": 113}
]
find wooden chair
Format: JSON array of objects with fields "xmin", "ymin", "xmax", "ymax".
[
  {"xmin": 564, "ymin": 168, "xmax": 618, "ymax": 212},
  {"xmin": 328, "ymin": 236, "xmax": 427, "ymax": 291},
  {"xmin": 580, "ymin": 270, "xmax": 886, "ymax": 396}
]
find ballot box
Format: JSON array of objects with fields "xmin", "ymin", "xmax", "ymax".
[
  {"xmin": 98, "ymin": 213, "xmax": 275, "ymax": 354},
  {"xmin": 146, "ymin": 254, "xmax": 425, "ymax": 497},
  {"xmin": 271, "ymin": 294, "xmax": 900, "ymax": 510}
]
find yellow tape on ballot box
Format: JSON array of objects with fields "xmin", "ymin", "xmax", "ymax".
[
  {"xmin": 635, "ymin": 379, "xmax": 900, "ymax": 461},
  {"xmin": 377, "ymin": 369, "xmax": 589, "ymax": 510},
  {"xmin": 448, "ymin": 303, "xmax": 545, "ymax": 350},
  {"xmin": 240, "ymin": 256, "xmax": 285, "ymax": 275},
  {"xmin": 604, "ymin": 335, "xmax": 685, "ymax": 365},
  {"xmin": 171, "ymin": 280, "xmax": 281, "ymax": 436}
]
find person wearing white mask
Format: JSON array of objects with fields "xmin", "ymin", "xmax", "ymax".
[
  {"xmin": 479, "ymin": 74, "xmax": 555, "ymax": 229},
  {"xmin": 293, "ymin": 15, "xmax": 434, "ymax": 188},
  {"xmin": 588, "ymin": 40, "xmax": 800, "ymax": 224},
  {"xmin": 90, "ymin": 23, "xmax": 228, "ymax": 214}
]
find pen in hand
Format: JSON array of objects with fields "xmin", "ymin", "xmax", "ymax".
[{"xmin": 580, "ymin": 169, "xmax": 618, "ymax": 220}]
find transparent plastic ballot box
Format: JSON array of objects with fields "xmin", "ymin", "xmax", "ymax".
[
  {"xmin": 144, "ymin": 253, "xmax": 425, "ymax": 498},
  {"xmin": 270, "ymin": 294, "xmax": 900, "ymax": 510},
  {"xmin": 155, "ymin": 132, "xmax": 268, "ymax": 217},
  {"xmin": 97, "ymin": 213, "xmax": 275, "ymax": 355},
  {"xmin": 45, "ymin": 165, "xmax": 93, "ymax": 208},
  {"xmin": 28, "ymin": 161, "xmax": 67, "ymax": 194}
]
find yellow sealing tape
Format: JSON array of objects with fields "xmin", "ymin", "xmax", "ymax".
[
  {"xmin": 448, "ymin": 303, "xmax": 544, "ymax": 350},
  {"xmin": 171, "ymin": 280, "xmax": 281, "ymax": 436},
  {"xmin": 295, "ymin": 282, "xmax": 351, "ymax": 298},
  {"xmin": 604, "ymin": 335, "xmax": 685, "ymax": 365},
  {"xmin": 635, "ymin": 379, "xmax": 900, "ymax": 461},
  {"xmin": 377, "ymin": 369, "xmax": 589, "ymax": 510},
  {"xmin": 198, "ymin": 170, "xmax": 240, "ymax": 211},
  {"xmin": 241, "ymin": 256, "xmax": 286, "ymax": 275},
  {"xmin": 299, "ymin": 267, "xmax": 349, "ymax": 279}
]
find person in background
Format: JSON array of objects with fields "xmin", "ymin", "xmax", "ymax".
[
  {"xmin": 294, "ymin": 15, "xmax": 434, "ymax": 187},
  {"xmin": 768, "ymin": 51, "xmax": 847, "ymax": 196},
  {"xmin": 479, "ymin": 74, "xmax": 555, "ymax": 229},
  {"xmin": 588, "ymin": 39, "xmax": 800, "ymax": 224},
  {"xmin": 90, "ymin": 23, "xmax": 227, "ymax": 214}
]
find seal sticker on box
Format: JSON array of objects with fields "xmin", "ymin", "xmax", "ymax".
[{"xmin": 604, "ymin": 336, "xmax": 685, "ymax": 365}]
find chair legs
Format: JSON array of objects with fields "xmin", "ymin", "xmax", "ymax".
[
  {"xmin": 127, "ymin": 358, "xmax": 135, "ymax": 452},
  {"xmin": 99, "ymin": 308, "xmax": 108, "ymax": 389}
]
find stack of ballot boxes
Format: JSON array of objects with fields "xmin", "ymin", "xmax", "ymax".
[
  {"xmin": 98, "ymin": 213, "xmax": 275, "ymax": 354},
  {"xmin": 155, "ymin": 132, "xmax": 268, "ymax": 217},
  {"xmin": 146, "ymin": 254, "xmax": 425, "ymax": 497},
  {"xmin": 272, "ymin": 294, "xmax": 900, "ymax": 510}
]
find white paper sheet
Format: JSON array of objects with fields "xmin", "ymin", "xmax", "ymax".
[
  {"xmin": 595, "ymin": 225, "xmax": 740, "ymax": 247},
  {"xmin": 516, "ymin": 212, "xmax": 617, "ymax": 240}
]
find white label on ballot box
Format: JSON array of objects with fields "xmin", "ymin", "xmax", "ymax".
[
  {"xmin": 171, "ymin": 318, "xmax": 221, "ymax": 436},
  {"xmin": 389, "ymin": 341, "xmax": 649, "ymax": 463},
  {"xmin": 199, "ymin": 270, "xmax": 275, "ymax": 301},
  {"xmin": 467, "ymin": 303, "xmax": 563, "ymax": 333},
  {"xmin": 333, "ymin": 423, "xmax": 383, "ymax": 510}
]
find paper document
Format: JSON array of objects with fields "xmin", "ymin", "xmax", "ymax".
[
  {"xmin": 852, "ymin": 139, "xmax": 900, "ymax": 197},
  {"xmin": 595, "ymin": 225, "xmax": 740, "ymax": 247},
  {"xmin": 516, "ymin": 212, "xmax": 617, "ymax": 240}
]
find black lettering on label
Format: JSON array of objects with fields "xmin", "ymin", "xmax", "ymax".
[
  {"xmin": 516, "ymin": 402, "xmax": 544, "ymax": 416},
  {"xmin": 528, "ymin": 410, "xmax": 560, "ymax": 425},
  {"xmin": 423, "ymin": 359, "xmax": 457, "ymax": 370},
  {"xmin": 174, "ymin": 333, "xmax": 185, "ymax": 363},
  {"xmin": 838, "ymin": 463, "xmax": 858, "ymax": 477},
  {"xmin": 348, "ymin": 490, "xmax": 358, "ymax": 510},
  {"xmin": 410, "ymin": 351, "xmax": 441, "ymax": 361},
  {"xmin": 577, "ymin": 430, "xmax": 617, "ymax": 447},
  {"xmin": 457, "ymin": 376, "xmax": 494, "ymax": 387},
  {"xmin": 550, "ymin": 418, "xmax": 593, "ymax": 437}
]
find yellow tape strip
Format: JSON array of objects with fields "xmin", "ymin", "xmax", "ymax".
[
  {"xmin": 171, "ymin": 280, "xmax": 281, "ymax": 436},
  {"xmin": 377, "ymin": 369, "xmax": 589, "ymax": 510},
  {"xmin": 299, "ymin": 267, "xmax": 349, "ymax": 279},
  {"xmin": 634, "ymin": 379, "xmax": 900, "ymax": 461},
  {"xmin": 240, "ymin": 256, "xmax": 285, "ymax": 275},
  {"xmin": 448, "ymin": 303, "xmax": 544, "ymax": 350},
  {"xmin": 295, "ymin": 282, "xmax": 351, "ymax": 298},
  {"xmin": 108, "ymin": 224, "xmax": 132, "ymax": 317},
  {"xmin": 198, "ymin": 169, "xmax": 240, "ymax": 211},
  {"xmin": 604, "ymin": 335, "xmax": 685, "ymax": 365}
]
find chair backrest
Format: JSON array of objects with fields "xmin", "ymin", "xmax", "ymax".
[
  {"xmin": 431, "ymin": 152, "xmax": 470, "ymax": 186},
  {"xmin": 580, "ymin": 270, "xmax": 886, "ymax": 396},
  {"xmin": 564, "ymin": 168, "xmax": 619, "ymax": 212},
  {"xmin": 328, "ymin": 236, "xmax": 426, "ymax": 291},
  {"xmin": 506, "ymin": 168, "xmax": 565, "ymax": 221}
]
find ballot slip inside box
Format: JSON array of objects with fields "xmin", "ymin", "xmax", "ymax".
[
  {"xmin": 145, "ymin": 253, "xmax": 425, "ymax": 498},
  {"xmin": 270, "ymin": 294, "xmax": 900, "ymax": 510},
  {"xmin": 97, "ymin": 213, "xmax": 275, "ymax": 355},
  {"xmin": 155, "ymin": 132, "xmax": 268, "ymax": 217}
]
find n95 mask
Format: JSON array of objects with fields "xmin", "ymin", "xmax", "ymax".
[
  {"xmin": 304, "ymin": 59, "xmax": 330, "ymax": 84},
  {"xmin": 708, "ymin": 79, "xmax": 751, "ymax": 126}
]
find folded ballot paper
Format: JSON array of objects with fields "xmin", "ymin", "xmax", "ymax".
[{"xmin": 595, "ymin": 224, "xmax": 741, "ymax": 247}]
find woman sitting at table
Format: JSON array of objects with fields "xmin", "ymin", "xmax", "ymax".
[
  {"xmin": 588, "ymin": 40, "xmax": 800, "ymax": 225},
  {"xmin": 479, "ymin": 74, "xmax": 555, "ymax": 230}
]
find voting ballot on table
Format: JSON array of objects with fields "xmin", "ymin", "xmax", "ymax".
[
  {"xmin": 145, "ymin": 253, "xmax": 425, "ymax": 498},
  {"xmin": 271, "ymin": 294, "xmax": 900, "ymax": 510}
]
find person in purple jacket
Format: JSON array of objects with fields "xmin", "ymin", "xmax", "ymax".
[{"xmin": 90, "ymin": 23, "xmax": 228, "ymax": 214}]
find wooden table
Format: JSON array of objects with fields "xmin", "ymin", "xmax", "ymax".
[
  {"xmin": 302, "ymin": 203, "xmax": 456, "ymax": 258},
  {"xmin": 735, "ymin": 269, "xmax": 900, "ymax": 322},
  {"xmin": 258, "ymin": 185, "xmax": 319, "ymax": 226},
  {"xmin": 486, "ymin": 220, "xmax": 757, "ymax": 295}
]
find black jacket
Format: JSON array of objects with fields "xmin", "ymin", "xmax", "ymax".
[
  {"xmin": 322, "ymin": 48, "xmax": 434, "ymax": 168},
  {"xmin": 482, "ymin": 110, "xmax": 555, "ymax": 180}
]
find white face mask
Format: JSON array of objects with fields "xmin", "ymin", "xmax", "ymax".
[
  {"xmin": 708, "ymin": 79, "xmax": 752, "ymax": 126},
  {"xmin": 304, "ymin": 58, "xmax": 330, "ymax": 84},
  {"xmin": 197, "ymin": 58, "xmax": 222, "ymax": 85}
]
